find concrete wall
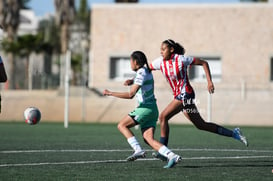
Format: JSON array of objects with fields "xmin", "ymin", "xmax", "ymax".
[
  {"xmin": 89, "ymin": 3, "xmax": 273, "ymax": 90},
  {"xmin": 0, "ymin": 87, "xmax": 272, "ymax": 126}
]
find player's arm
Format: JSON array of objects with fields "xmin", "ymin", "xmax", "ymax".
[
  {"xmin": 192, "ymin": 58, "xmax": 214, "ymax": 94},
  {"xmin": 149, "ymin": 56, "xmax": 162, "ymax": 71},
  {"xmin": 124, "ymin": 79, "xmax": 134, "ymax": 86},
  {"xmin": 103, "ymin": 84, "xmax": 140, "ymax": 99}
]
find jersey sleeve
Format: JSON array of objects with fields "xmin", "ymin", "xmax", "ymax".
[
  {"xmin": 134, "ymin": 68, "xmax": 145, "ymax": 86},
  {"xmin": 180, "ymin": 55, "xmax": 195, "ymax": 66},
  {"xmin": 150, "ymin": 56, "xmax": 163, "ymax": 70}
]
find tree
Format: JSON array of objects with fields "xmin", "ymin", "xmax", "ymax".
[
  {"xmin": 54, "ymin": 0, "xmax": 76, "ymax": 54},
  {"xmin": 0, "ymin": 0, "xmax": 24, "ymax": 89},
  {"xmin": 70, "ymin": 0, "xmax": 90, "ymax": 85},
  {"xmin": 77, "ymin": 0, "xmax": 90, "ymax": 29},
  {"xmin": 1, "ymin": 33, "xmax": 50, "ymax": 89}
]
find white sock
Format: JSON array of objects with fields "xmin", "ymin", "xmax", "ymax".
[
  {"xmin": 158, "ymin": 145, "xmax": 175, "ymax": 159},
  {"xmin": 127, "ymin": 136, "xmax": 142, "ymax": 153}
]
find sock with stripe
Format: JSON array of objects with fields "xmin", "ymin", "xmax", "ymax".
[
  {"xmin": 158, "ymin": 145, "xmax": 175, "ymax": 160},
  {"xmin": 127, "ymin": 136, "xmax": 142, "ymax": 153}
]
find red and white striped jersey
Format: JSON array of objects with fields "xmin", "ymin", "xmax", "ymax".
[{"xmin": 150, "ymin": 54, "xmax": 195, "ymax": 97}]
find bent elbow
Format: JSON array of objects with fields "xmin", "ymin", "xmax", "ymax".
[{"xmin": 129, "ymin": 95, "xmax": 135, "ymax": 99}]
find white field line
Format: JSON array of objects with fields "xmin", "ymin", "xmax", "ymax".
[
  {"xmin": 1, "ymin": 148, "xmax": 273, "ymax": 154},
  {"xmin": 0, "ymin": 155, "xmax": 273, "ymax": 168}
]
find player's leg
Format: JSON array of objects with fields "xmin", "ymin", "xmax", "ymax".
[
  {"xmin": 117, "ymin": 115, "xmax": 136, "ymax": 138},
  {"xmin": 143, "ymin": 127, "xmax": 182, "ymax": 168},
  {"xmin": 143, "ymin": 127, "xmax": 162, "ymax": 151},
  {"xmin": 183, "ymin": 103, "xmax": 248, "ymax": 146},
  {"xmin": 183, "ymin": 103, "xmax": 233, "ymax": 135},
  {"xmin": 117, "ymin": 115, "xmax": 145, "ymax": 161},
  {"xmin": 158, "ymin": 99, "xmax": 183, "ymax": 146}
]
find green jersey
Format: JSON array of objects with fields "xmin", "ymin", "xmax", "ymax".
[{"xmin": 134, "ymin": 67, "xmax": 156, "ymax": 106}]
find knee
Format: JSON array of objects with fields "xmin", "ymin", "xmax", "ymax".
[
  {"xmin": 117, "ymin": 122, "xmax": 125, "ymax": 131},
  {"xmin": 159, "ymin": 113, "xmax": 167, "ymax": 124}
]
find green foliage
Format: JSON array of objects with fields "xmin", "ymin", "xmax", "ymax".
[
  {"xmin": 76, "ymin": 0, "xmax": 90, "ymax": 32},
  {"xmin": 77, "ymin": 0, "xmax": 89, "ymax": 22},
  {"xmin": 1, "ymin": 33, "xmax": 53, "ymax": 57},
  {"xmin": 71, "ymin": 53, "xmax": 82, "ymax": 72},
  {"xmin": 38, "ymin": 18, "xmax": 61, "ymax": 54}
]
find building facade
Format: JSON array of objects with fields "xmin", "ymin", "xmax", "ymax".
[
  {"xmin": 88, "ymin": 3, "xmax": 273, "ymax": 125},
  {"xmin": 90, "ymin": 3, "xmax": 273, "ymax": 89}
]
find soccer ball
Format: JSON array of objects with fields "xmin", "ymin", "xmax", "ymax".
[{"xmin": 24, "ymin": 107, "xmax": 41, "ymax": 125}]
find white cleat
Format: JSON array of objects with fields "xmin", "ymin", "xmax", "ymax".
[
  {"xmin": 126, "ymin": 150, "xmax": 146, "ymax": 161},
  {"xmin": 163, "ymin": 154, "xmax": 182, "ymax": 169}
]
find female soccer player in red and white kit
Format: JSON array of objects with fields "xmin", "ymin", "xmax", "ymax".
[{"xmin": 150, "ymin": 39, "xmax": 248, "ymax": 161}]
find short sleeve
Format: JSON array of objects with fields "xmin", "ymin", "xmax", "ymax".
[
  {"xmin": 134, "ymin": 68, "xmax": 145, "ymax": 86},
  {"xmin": 150, "ymin": 57, "xmax": 163, "ymax": 70},
  {"xmin": 180, "ymin": 55, "xmax": 195, "ymax": 66}
]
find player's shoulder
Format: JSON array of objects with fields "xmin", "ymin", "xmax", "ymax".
[
  {"xmin": 177, "ymin": 54, "xmax": 194, "ymax": 61},
  {"xmin": 136, "ymin": 67, "xmax": 147, "ymax": 75},
  {"xmin": 153, "ymin": 56, "xmax": 163, "ymax": 62}
]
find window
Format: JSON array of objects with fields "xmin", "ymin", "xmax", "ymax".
[
  {"xmin": 189, "ymin": 57, "xmax": 222, "ymax": 82},
  {"xmin": 109, "ymin": 56, "xmax": 135, "ymax": 81},
  {"xmin": 270, "ymin": 57, "xmax": 273, "ymax": 81}
]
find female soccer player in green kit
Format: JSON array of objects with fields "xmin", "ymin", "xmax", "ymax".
[{"xmin": 103, "ymin": 51, "xmax": 181, "ymax": 168}]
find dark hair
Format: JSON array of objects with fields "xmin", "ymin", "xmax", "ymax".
[
  {"xmin": 131, "ymin": 51, "xmax": 151, "ymax": 72},
  {"xmin": 163, "ymin": 39, "xmax": 185, "ymax": 55}
]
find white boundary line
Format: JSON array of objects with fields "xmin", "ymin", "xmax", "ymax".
[
  {"xmin": 1, "ymin": 148, "xmax": 273, "ymax": 168},
  {"xmin": 1, "ymin": 155, "xmax": 273, "ymax": 168},
  {"xmin": 1, "ymin": 148, "xmax": 273, "ymax": 154}
]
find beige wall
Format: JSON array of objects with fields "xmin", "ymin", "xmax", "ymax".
[
  {"xmin": 83, "ymin": 3, "xmax": 273, "ymax": 126},
  {"xmin": 90, "ymin": 3, "xmax": 273, "ymax": 90},
  {"xmin": 0, "ymin": 88, "xmax": 272, "ymax": 126}
]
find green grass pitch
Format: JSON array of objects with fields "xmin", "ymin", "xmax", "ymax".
[{"xmin": 0, "ymin": 122, "xmax": 272, "ymax": 180}]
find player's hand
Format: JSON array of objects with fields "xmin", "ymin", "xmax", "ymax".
[
  {"xmin": 124, "ymin": 79, "xmax": 133, "ymax": 86},
  {"xmin": 103, "ymin": 89, "xmax": 112, "ymax": 96},
  {"xmin": 208, "ymin": 82, "xmax": 215, "ymax": 94}
]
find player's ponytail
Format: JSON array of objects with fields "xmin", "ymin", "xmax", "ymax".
[
  {"xmin": 163, "ymin": 39, "xmax": 185, "ymax": 55},
  {"xmin": 131, "ymin": 51, "xmax": 151, "ymax": 72}
]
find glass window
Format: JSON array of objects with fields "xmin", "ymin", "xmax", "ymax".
[
  {"xmin": 109, "ymin": 56, "xmax": 135, "ymax": 81},
  {"xmin": 189, "ymin": 57, "xmax": 221, "ymax": 82}
]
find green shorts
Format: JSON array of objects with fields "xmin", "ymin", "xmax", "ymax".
[{"xmin": 128, "ymin": 103, "xmax": 159, "ymax": 131}]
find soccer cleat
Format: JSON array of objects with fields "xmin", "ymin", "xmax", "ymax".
[
  {"xmin": 126, "ymin": 150, "xmax": 146, "ymax": 161},
  {"xmin": 233, "ymin": 128, "xmax": 248, "ymax": 146},
  {"xmin": 163, "ymin": 154, "xmax": 182, "ymax": 169},
  {"xmin": 152, "ymin": 152, "xmax": 168, "ymax": 162}
]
